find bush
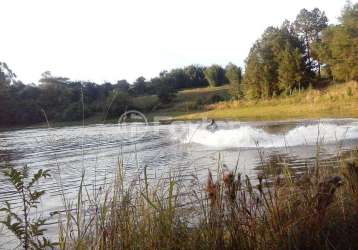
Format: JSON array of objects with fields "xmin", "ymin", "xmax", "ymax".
[
  {"xmin": 61, "ymin": 102, "xmax": 91, "ymax": 121},
  {"xmin": 156, "ymin": 83, "xmax": 177, "ymax": 104},
  {"xmin": 132, "ymin": 95, "xmax": 159, "ymax": 112},
  {"xmin": 209, "ymin": 94, "xmax": 225, "ymax": 104},
  {"xmin": 0, "ymin": 166, "xmax": 57, "ymax": 249}
]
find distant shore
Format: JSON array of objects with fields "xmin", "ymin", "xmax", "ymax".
[{"xmin": 1, "ymin": 81, "xmax": 358, "ymax": 131}]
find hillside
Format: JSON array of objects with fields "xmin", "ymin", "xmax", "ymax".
[{"xmin": 173, "ymin": 81, "xmax": 358, "ymax": 121}]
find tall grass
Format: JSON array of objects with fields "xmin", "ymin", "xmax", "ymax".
[
  {"xmin": 178, "ymin": 81, "xmax": 358, "ymax": 121},
  {"xmin": 53, "ymin": 149, "xmax": 358, "ymax": 250}
]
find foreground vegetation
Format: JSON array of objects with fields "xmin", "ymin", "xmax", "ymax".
[{"xmin": 1, "ymin": 148, "xmax": 358, "ymax": 249}]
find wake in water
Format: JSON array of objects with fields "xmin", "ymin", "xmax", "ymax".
[{"xmin": 181, "ymin": 120, "xmax": 358, "ymax": 148}]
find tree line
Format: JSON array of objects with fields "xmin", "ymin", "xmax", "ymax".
[
  {"xmin": 0, "ymin": 63, "xmax": 239, "ymax": 125},
  {"xmin": 243, "ymin": 2, "xmax": 358, "ymax": 99},
  {"xmin": 0, "ymin": 2, "xmax": 357, "ymax": 126}
]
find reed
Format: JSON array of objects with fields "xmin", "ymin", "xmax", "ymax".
[
  {"xmin": 49, "ymin": 149, "xmax": 358, "ymax": 250},
  {"xmin": 1, "ymin": 112, "xmax": 358, "ymax": 249}
]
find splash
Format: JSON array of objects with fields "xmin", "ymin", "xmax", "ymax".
[{"xmin": 182, "ymin": 121, "xmax": 358, "ymax": 148}]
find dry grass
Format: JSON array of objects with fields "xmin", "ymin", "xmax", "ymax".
[
  {"xmin": 177, "ymin": 81, "xmax": 358, "ymax": 121},
  {"xmin": 163, "ymin": 85, "xmax": 230, "ymax": 113},
  {"xmin": 55, "ymin": 149, "xmax": 358, "ymax": 250}
]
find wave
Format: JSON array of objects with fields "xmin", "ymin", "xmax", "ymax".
[{"xmin": 181, "ymin": 122, "xmax": 358, "ymax": 148}]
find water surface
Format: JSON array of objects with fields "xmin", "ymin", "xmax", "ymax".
[{"xmin": 1, "ymin": 119, "xmax": 358, "ymax": 247}]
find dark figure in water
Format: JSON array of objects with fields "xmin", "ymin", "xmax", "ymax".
[{"xmin": 206, "ymin": 119, "xmax": 218, "ymax": 131}]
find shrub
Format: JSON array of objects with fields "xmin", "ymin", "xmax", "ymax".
[{"xmin": 0, "ymin": 166, "xmax": 57, "ymax": 249}]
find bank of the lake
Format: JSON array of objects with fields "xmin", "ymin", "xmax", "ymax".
[
  {"xmin": 93, "ymin": 80, "xmax": 358, "ymax": 123},
  {"xmin": 5, "ymin": 81, "xmax": 358, "ymax": 131},
  {"xmin": 176, "ymin": 81, "xmax": 358, "ymax": 121}
]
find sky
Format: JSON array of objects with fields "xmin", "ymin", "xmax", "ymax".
[{"xmin": 0, "ymin": 0, "xmax": 356, "ymax": 84}]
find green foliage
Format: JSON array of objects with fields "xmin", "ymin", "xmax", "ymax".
[
  {"xmin": 130, "ymin": 76, "xmax": 147, "ymax": 96},
  {"xmin": 0, "ymin": 67, "xmax": 141, "ymax": 126},
  {"xmin": 294, "ymin": 8, "xmax": 328, "ymax": 43},
  {"xmin": 61, "ymin": 102, "xmax": 90, "ymax": 121},
  {"xmin": 204, "ymin": 64, "xmax": 227, "ymax": 87},
  {"xmin": 115, "ymin": 80, "xmax": 130, "ymax": 92},
  {"xmin": 0, "ymin": 166, "xmax": 56, "ymax": 249},
  {"xmin": 294, "ymin": 8, "xmax": 328, "ymax": 75},
  {"xmin": 243, "ymin": 23, "xmax": 309, "ymax": 99},
  {"xmin": 0, "ymin": 62, "xmax": 16, "ymax": 125},
  {"xmin": 315, "ymin": 3, "xmax": 358, "ymax": 82},
  {"xmin": 183, "ymin": 65, "xmax": 208, "ymax": 88},
  {"xmin": 164, "ymin": 68, "xmax": 187, "ymax": 90},
  {"xmin": 225, "ymin": 63, "xmax": 243, "ymax": 99},
  {"xmin": 106, "ymin": 90, "xmax": 132, "ymax": 119},
  {"xmin": 278, "ymin": 46, "xmax": 304, "ymax": 94},
  {"xmin": 148, "ymin": 66, "xmax": 208, "ymax": 93},
  {"xmin": 156, "ymin": 83, "xmax": 177, "ymax": 104}
]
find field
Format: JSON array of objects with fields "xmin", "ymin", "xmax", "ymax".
[
  {"xmin": 174, "ymin": 81, "xmax": 358, "ymax": 121},
  {"xmin": 138, "ymin": 85, "xmax": 228, "ymax": 118},
  {"xmin": 133, "ymin": 81, "xmax": 358, "ymax": 122}
]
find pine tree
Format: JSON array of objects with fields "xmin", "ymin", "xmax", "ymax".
[
  {"xmin": 278, "ymin": 45, "xmax": 304, "ymax": 95},
  {"xmin": 316, "ymin": 3, "xmax": 358, "ymax": 81},
  {"xmin": 243, "ymin": 23, "xmax": 309, "ymax": 99}
]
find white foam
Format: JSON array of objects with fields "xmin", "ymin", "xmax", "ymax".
[{"xmin": 181, "ymin": 122, "xmax": 358, "ymax": 148}]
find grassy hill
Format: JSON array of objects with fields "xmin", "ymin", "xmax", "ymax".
[
  {"xmin": 136, "ymin": 85, "xmax": 230, "ymax": 120},
  {"xmin": 173, "ymin": 81, "xmax": 358, "ymax": 121}
]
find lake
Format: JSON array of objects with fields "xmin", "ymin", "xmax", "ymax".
[{"xmin": 1, "ymin": 118, "xmax": 358, "ymax": 246}]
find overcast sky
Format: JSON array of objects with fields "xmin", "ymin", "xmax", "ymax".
[{"xmin": 0, "ymin": 0, "xmax": 356, "ymax": 84}]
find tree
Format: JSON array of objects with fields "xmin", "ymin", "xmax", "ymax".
[
  {"xmin": 0, "ymin": 65, "xmax": 10, "ymax": 125},
  {"xmin": 243, "ymin": 47, "xmax": 264, "ymax": 99},
  {"xmin": 167, "ymin": 68, "xmax": 188, "ymax": 89},
  {"xmin": 106, "ymin": 90, "xmax": 132, "ymax": 118},
  {"xmin": 243, "ymin": 23, "xmax": 309, "ymax": 99},
  {"xmin": 38, "ymin": 71, "xmax": 71, "ymax": 120},
  {"xmin": 315, "ymin": 2, "xmax": 358, "ymax": 81},
  {"xmin": 131, "ymin": 76, "xmax": 147, "ymax": 96},
  {"xmin": 156, "ymin": 82, "xmax": 177, "ymax": 104},
  {"xmin": 225, "ymin": 63, "xmax": 243, "ymax": 99},
  {"xmin": 9, "ymin": 83, "xmax": 42, "ymax": 124},
  {"xmin": 183, "ymin": 65, "xmax": 208, "ymax": 88},
  {"xmin": 294, "ymin": 8, "xmax": 328, "ymax": 76},
  {"xmin": 204, "ymin": 65, "xmax": 226, "ymax": 87},
  {"xmin": 0, "ymin": 62, "xmax": 18, "ymax": 125},
  {"xmin": 115, "ymin": 80, "xmax": 130, "ymax": 92},
  {"xmin": 278, "ymin": 45, "xmax": 304, "ymax": 95}
]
